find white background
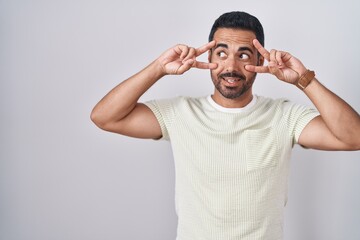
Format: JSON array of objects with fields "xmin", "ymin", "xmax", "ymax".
[{"xmin": 1, "ymin": 0, "xmax": 359, "ymax": 239}]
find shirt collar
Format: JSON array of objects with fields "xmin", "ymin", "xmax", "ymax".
[{"xmin": 207, "ymin": 95, "xmax": 257, "ymax": 113}]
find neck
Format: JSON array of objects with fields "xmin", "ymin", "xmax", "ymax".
[{"xmin": 212, "ymin": 89, "xmax": 253, "ymax": 108}]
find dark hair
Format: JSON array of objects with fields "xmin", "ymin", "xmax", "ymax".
[{"xmin": 209, "ymin": 11, "xmax": 264, "ymax": 47}]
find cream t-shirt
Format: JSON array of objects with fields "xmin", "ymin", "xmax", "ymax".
[{"xmin": 145, "ymin": 95, "xmax": 319, "ymax": 240}]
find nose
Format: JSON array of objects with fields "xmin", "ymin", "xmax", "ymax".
[{"xmin": 224, "ymin": 55, "xmax": 238, "ymax": 72}]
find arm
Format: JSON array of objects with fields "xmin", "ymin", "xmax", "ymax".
[
  {"xmin": 299, "ymin": 79, "xmax": 360, "ymax": 150},
  {"xmin": 90, "ymin": 41, "xmax": 217, "ymax": 139},
  {"xmin": 245, "ymin": 39, "xmax": 360, "ymax": 150}
]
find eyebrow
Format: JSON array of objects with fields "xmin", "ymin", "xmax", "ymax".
[{"xmin": 214, "ymin": 43, "xmax": 254, "ymax": 54}]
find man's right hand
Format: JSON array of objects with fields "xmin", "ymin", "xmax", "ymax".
[
  {"xmin": 157, "ymin": 41, "xmax": 218, "ymax": 75},
  {"xmin": 91, "ymin": 41, "xmax": 218, "ymax": 139}
]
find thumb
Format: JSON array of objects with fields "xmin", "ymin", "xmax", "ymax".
[{"xmin": 268, "ymin": 61, "xmax": 283, "ymax": 78}]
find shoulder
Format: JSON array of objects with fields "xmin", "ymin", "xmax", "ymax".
[
  {"xmin": 253, "ymin": 96, "xmax": 319, "ymax": 125},
  {"xmin": 254, "ymin": 95, "xmax": 291, "ymax": 113},
  {"xmin": 256, "ymin": 95, "xmax": 317, "ymax": 112},
  {"xmin": 144, "ymin": 96, "xmax": 208, "ymax": 114},
  {"xmin": 153, "ymin": 95, "xmax": 208, "ymax": 109}
]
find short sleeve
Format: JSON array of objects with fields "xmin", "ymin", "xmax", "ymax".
[
  {"xmin": 283, "ymin": 101, "xmax": 320, "ymax": 145},
  {"xmin": 144, "ymin": 98, "xmax": 176, "ymax": 141}
]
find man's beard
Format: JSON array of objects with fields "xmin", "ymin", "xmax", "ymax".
[{"xmin": 212, "ymin": 71, "xmax": 256, "ymax": 99}]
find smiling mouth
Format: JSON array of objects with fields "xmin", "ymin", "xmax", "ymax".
[
  {"xmin": 222, "ymin": 77, "xmax": 242, "ymax": 84},
  {"xmin": 223, "ymin": 77, "xmax": 241, "ymax": 83},
  {"xmin": 219, "ymin": 72, "xmax": 245, "ymax": 84}
]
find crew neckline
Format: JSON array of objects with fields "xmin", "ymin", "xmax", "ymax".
[{"xmin": 207, "ymin": 95, "xmax": 258, "ymax": 113}]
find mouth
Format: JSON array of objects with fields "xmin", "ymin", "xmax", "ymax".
[
  {"xmin": 223, "ymin": 77, "xmax": 241, "ymax": 84},
  {"xmin": 221, "ymin": 76, "xmax": 244, "ymax": 87},
  {"xmin": 219, "ymin": 72, "xmax": 245, "ymax": 86}
]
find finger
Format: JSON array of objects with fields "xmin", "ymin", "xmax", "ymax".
[
  {"xmin": 253, "ymin": 39, "xmax": 270, "ymax": 61},
  {"xmin": 281, "ymin": 51, "xmax": 292, "ymax": 62},
  {"xmin": 270, "ymin": 49, "xmax": 277, "ymax": 65},
  {"xmin": 195, "ymin": 40, "xmax": 216, "ymax": 56},
  {"xmin": 194, "ymin": 61, "xmax": 217, "ymax": 70},
  {"xmin": 245, "ymin": 64, "xmax": 269, "ymax": 73},
  {"xmin": 268, "ymin": 61, "xmax": 283, "ymax": 77},
  {"xmin": 176, "ymin": 59, "xmax": 194, "ymax": 74},
  {"xmin": 276, "ymin": 51, "xmax": 284, "ymax": 66},
  {"xmin": 175, "ymin": 45, "xmax": 189, "ymax": 60},
  {"xmin": 182, "ymin": 47, "xmax": 196, "ymax": 62}
]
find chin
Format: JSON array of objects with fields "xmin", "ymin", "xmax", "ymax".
[{"xmin": 218, "ymin": 83, "xmax": 252, "ymax": 99}]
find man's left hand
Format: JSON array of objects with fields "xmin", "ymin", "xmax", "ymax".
[{"xmin": 245, "ymin": 39, "xmax": 308, "ymax": 85}]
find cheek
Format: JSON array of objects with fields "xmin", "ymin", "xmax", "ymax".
[
  {"xmin": 245, "ymin": 72, "xmax": 257, "ymax": 83},
  {"xmin": 210, "ymin": 69, "xmax": 219, "ymax": 80},
  {"xmin": 210, "ymin": 58, "xmax": 225, "ymax": 73}
]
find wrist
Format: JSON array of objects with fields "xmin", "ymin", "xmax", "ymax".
[
  {"xmin": 151, "ymin": 59, "xmax": 168, "ymax": 78},
  {"xmin": 295, "ymin": 69, "xmax": 315, "ymax": 90}
]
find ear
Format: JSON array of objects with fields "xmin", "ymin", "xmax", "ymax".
[{"xmin": 257, "ymin": 55, "xmax": 264, "ymax": 66}]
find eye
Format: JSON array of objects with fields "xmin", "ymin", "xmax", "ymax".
[
  {"xmin": 239, "ymin": 53, "xmax": 250, "ymax": 60},
  {"xmin": 217, "ymin": 51, "xmax": 227, "ymax": 58}
]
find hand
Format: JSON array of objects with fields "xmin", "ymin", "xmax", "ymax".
[
  {"xmin": 157, "ymin": 41, "xmax": 218, "ymax": 75},
  {"xmin": 245, "ymin": 39, "xmax": 308, "ymax": 85}
]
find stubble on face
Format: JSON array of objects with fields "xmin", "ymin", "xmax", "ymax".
[
  {"xmin": 208, "ymin": 28, "xmax": 261, "ymax": 102},
  {"xmin": 211, "ymin": 70, "xmax": 257, "ymax": 99}
]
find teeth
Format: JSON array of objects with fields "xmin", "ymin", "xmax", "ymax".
[{"xmin": 224, "ymin": 78, "xmax": 238, "ymax": 84}]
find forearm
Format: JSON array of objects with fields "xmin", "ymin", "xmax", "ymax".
[
  {"xmin": 91, "ymin": 59, "xmax": 165, "ymax": 127},
  {"xmin": 303, "ymin": 78, "xmax": 360, "ymax": 148}
]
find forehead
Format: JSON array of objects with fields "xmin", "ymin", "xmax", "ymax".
[{"xmin": 213, "ymin": 28, "xmax": 256, "ymax": 47}]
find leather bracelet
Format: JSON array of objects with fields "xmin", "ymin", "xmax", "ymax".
[{"xmin": 295, "ymin": 70, "xmax": 315, "ymax": 90}]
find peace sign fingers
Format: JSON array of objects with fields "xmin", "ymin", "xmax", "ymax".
[
  {"xmin": 253, "ymin": 39, "xmax": 270, "ymax": 61},
  {"xmin": 181, "ymin": 41, "xmax": 217, "ymax": 70}
]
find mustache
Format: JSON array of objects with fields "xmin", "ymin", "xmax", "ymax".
[{"xmin": 219, "ymin": 72, "xmax": 246, "ymax": 80}]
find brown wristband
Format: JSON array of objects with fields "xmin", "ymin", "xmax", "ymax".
[{"xmin": 295, "ymin": 70, "xmax": 315, "ymax": 90}]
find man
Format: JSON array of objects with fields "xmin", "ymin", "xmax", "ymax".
[{"xmin": 91, "ymin": 11, "xmax": 360, "ymax": 240}]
